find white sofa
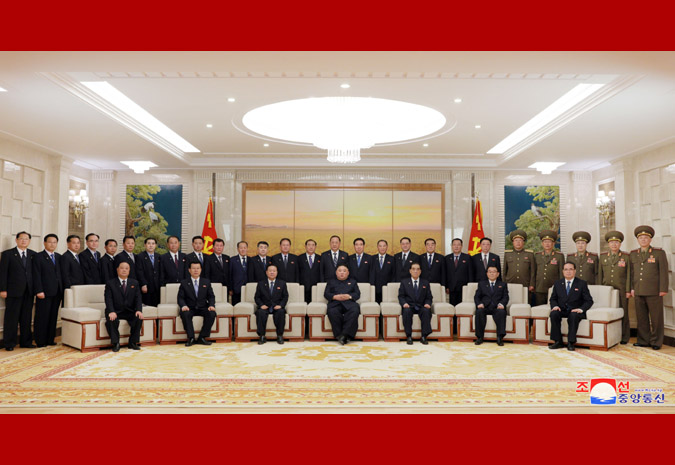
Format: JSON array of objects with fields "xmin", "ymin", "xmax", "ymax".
[
  {"xmin": 233, "ymin": 282, "xmax": 307, "ymax": 342},
  {"xmin": 454, "ymin": 282, "xmax": 531, "ymax": 344},
  {"xmin": 381, "ymin": 282, "xmax": 454, "ymax": 341},
  {"xmin": 157, "ymin": 283, "xmax": 233, "ymax": 344},
  {"xmin": 531, "ymin": 284, "xmax": 623, "ymax": 350},
  {"xmin": 307, "ymin": 282, "xmax": 380, "ymax": 341},
  {"xmin": 61, "ymin": 285, "xmax": 158, "ymax": 352}
]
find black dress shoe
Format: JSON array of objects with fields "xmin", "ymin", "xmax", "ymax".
[
  {"xmin": 48, "ymin": 342, "xmax": 57, "ymax": 346},
  {"xmin": 474, "ymin": 338, "xmax": 483, "ymax": 345},
  {"xmin": 20, "ymin": 344, "xmax": 36, "ymax": 348},
  {"xmin": 633, "ymin": 343, "xmax": 650, "ymax": 347},
  {"xmin": 420, "ymin": 336, "xmax": 429, "ymax": 345},
  {"xmin": 549, "ymin": 341, "xmax": 564, "ymax": 350},
  {"xmin": 338, "ymin": 335, "xmax": 346, "ymax": 345},
  {"xmin": 567, "ymin": 342, "xmax": 576, "ymax": 351},
  {"xmin": 497, "ymin": 336, "xmax": 504, "ymax": 346},
  {"xmin": 277, "ymin": 336, "xmax": 284, "ymax": 345},
  {"xmin": 128, "ymin": 342, "xmax": 141, "ymax": 350},
  {"xmin": 652, "ymin": 345, "xmax": 661, "ymax": 350},
  {"xmin": 112, "ymin": 343, "xmax": 121, "ymax": 352},
  {"xmin": 406, "ymin": 336, "xmax": 413, "ymax": 345},
  {"xmin": 620, "ymin": 341, "xmax": 628, "ymax": 345},
  {"xmin": 5, "ymin": 347, "xmax": 14, "ymax": 352},
  {"xmin": 258, "ymin": 336, "xmax": 266, "ymax": 345},
  {"xmin": 37, "ymin": 344, "xmax": 46, "ymax": 348},
  {"xmin": 197, "ymin": 337, "xmax": 212, "ymax": 346},
  {"xmin": 185, "ymin": 338, "xmax": 195, "ymax": 347}
]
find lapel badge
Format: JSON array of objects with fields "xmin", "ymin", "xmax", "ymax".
[
  {"xmin": 202, "ymin": 284, "xmax": 207, "ymax": 287},
  {"xmin": 574, "ymin": 288, "xmax": 579, "ymax": 291},
  {"xmin": 276, "ymin": 286, "xmax": 281, "ymax": 290}
]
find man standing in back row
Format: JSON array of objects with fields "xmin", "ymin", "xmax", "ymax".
[
  {"xmin": 445, "ymin": 238, "xmax": 472, "ymax": 306},
  {"xmin": 598, "ymin": 231, "xmax": 631, "ymax": 345},
  {"xmin": 566, "ymin": 231, "xmax": 598, "ymax": 285},
  {"xmin": 503, "ymin": 229, "xmax": 535, "ymax": 294},
  {"xmin": 533, "ymin": 230, "xmax": 564, "ymax": 306}
]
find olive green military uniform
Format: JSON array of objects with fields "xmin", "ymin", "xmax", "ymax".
[
  {"xmin": 503, "ymin": 230, "xmax": 535, "ymax": 290},
  {"xmin": 598, "ymin": 231, "xmax": 631, "ymax": 344},
  {"xmin": 629, "ymin": 225, "xmax": 669, "ymax": 349},
  {"xmin": 534, "ymin": 230, "xmax": 564, "ymax": 306},
  {"xmin": 566, "ymin": 231, "xmax": 598, "ymax": 284}
]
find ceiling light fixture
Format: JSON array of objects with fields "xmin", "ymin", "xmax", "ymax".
[
  {"xmin": 487, "ymin": 83, "xmax": 604, "ymax": 155},
  {"xmin": 340, "ymin": 83, "xmax": 351, "ymax": 89},
  {"xmin": 529, "ymin": 162, "xmax": 565, "ymax": 175},
  {"xmin": 454, "ymin": 98, "xmax": 462, "ymax": 103},
  {"xmin": 242, "ymin": 97, "xmax": 446, "ymax": 164},
  {"xmin": 228, "ymin": 97, "xmax": 236, "ymax": 102},
  {"xmin": 263, "ymin": 143, "xmax": 269, "ymax": 147},
  {"xmin": 474, "ymin": 125, "xmax": 481, "ymax": 129},
  {"xmin": 121, "ymin": 161, "xmax": 158, "ymax": 174},
  {"xmin": 81, "ymin": 81, "xmax": 200, "ymax": 153},
  {"xmin": 0, "ymin": 87, "xmax": 7, "ymax": 92},
  {"xmin": 423, "ymin": 143, "xmax": 429, "ymax": 147},
  {"xmin": 206, "ymin": 124, "xmax": 213, "ymax": 128}
]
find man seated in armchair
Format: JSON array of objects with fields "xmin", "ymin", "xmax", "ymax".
[
  {"xmin": 399, "ymin": 262, "xmax": 432, "ymax": 345},
  {"xmin": 104, "ymin": 261, "xmax": 143, "ymax": 352},
  {"xmin": 324, "ymin": 265, "xmax": 360, "ymax": 346},
  {"xmin": 473, "ymin": 266, "xmax": 509, "ymax": 346},
  {"xmin": 178, "ymin": 261, "xmax": 216, "ymax": 347},
  {"xmin": 549, "ymin": 262, "xmax": 594, "ymax": 351},
  {"xmin": 254, "ymin": 264, "xmax": 289, "ymax": 345}
]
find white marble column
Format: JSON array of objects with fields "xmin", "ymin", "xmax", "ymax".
[
  {"xmin": 89, "ymin": 170, "xmax": 116, "ymax": 240},
  {"xmin": 450, "ymin": 171, "xmax": 472, "ymax": 254},
  {"xmin": 214, "ymin": 171, "xmax": 237, "ymax": 256},
  {"xmin": 569, "ymin": 171, "xmax": 594, "ymax": 252}
]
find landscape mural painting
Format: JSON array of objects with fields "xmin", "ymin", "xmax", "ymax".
[
  {"xmin": 504, "ymin": 185, "xmax": 560, "ymax": 252},
  {"xmin": 244, "ymin": 187, "xmax": 443, "ymax": 256},
  {"xmin": 126, "ymin": 184, "xmax": 183, "ymax": 254}
]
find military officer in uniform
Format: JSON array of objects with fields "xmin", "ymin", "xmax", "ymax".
[
  {"xmin": 629, "ymin": 225, "xmax": 668, "ymax": 350},
  {"xmin": 566, "ymin": 231, "xmax": 598, "ymax": 285},
  {"xmin": 503, "ymin": 230, "xmax": 535, "ymax": 295},
  {"xmin": 533, "ymin": 230, "xmax": 565, "ymax": 306},
  {"xmin": 598, "ymin": 231, "xmax": 631, "ymax": 344}
]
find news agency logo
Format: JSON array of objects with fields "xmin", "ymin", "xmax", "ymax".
[{"xmin": 589, "ymin": 378, "xmax": 617, "ymax": 405}]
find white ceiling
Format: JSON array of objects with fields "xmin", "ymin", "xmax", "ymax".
[{"xmin": 0, "ymin": 51, "xmax": 673, "ymax": 172}]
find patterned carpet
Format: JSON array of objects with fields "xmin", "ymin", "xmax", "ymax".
[{"xmin": 1, "ymin": 341, "xmax": 673, "ymax": 408}]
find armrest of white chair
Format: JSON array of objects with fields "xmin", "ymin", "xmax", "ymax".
[
  {"xmin": 380, "ymin": 302, "xmax": 401, "ymax": 316},
  {"xmin": 157, "ymin": 304, "xmax": 179, "ymax": 318},
  {"xmin": 455, "ymin": 302, "xmax": 475, "ymax": 316},
  {"xmin": 286, "ymin": 302, "xmax": 307, "ymax": 315},
  {"xmin": 508, "ymin": 304, "xmax": 531, "ymax": 318},
  {"xmin": 432, "ymin": 302, "xmax": 455, "ymax": 315},
  {"xmin": 306, "ymin": 302, "xmax": 327, "ymax": 316},
  {"xmin": 359, "ymin": 302, "xmax": 380, "ymax": 315},
  {"xmin": 587, "ymin": 307, "xmax": 623, "ymax": 321},
  {"xmin": 215, "ymin": 302, "xmax": 234, "ymax": 316},
  {"xmin": 141, "ymin": 305, "xmax": 159, "ymax": 318},
  {"xmin": 61, "ymin": 307, "xmax": 103, "ymax": 322},
  {"xmin": 233, "ymin": 302, "xmax": 255, "ymax": 316},
  {"xmin": 531, "ymin": 304, "xmax": 551, "ymax": 318}
]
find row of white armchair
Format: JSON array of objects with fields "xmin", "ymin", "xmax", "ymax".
[{"xmin": 60, "ymin": 281, "xmax": 625, "ymax": 352}]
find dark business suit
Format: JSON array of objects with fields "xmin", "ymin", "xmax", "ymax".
[
  {"xmin": 549, "ymin": 277, "xmax": 593, "ymax": 344},
  {"xmin": 471, "ymin": 252, "xmax": 502, "ymax": 283},
  {"xmin": 104, "ymin": 277, "xmax": 143, "ymax": 346},
  {"xmin": 159, "ymin": 251, "xmax": 188, "ymax": 286},
  {"xmin": 177, "ymin": 277, "xmax": 216, "ymax": 340},
  {"xmin": 136, "ymin": 251, "xmax": 161, "ymax": 306},
  {"xmin": 79, "ymin": 249, "xmax": 102, "ymax": 284},
  {"xmin": 473, "ymin": 280, "xmax": 509, "ymax": 339},
  {"xmin": 0, "ymin": 247, "xmax": 35, "ymax": 348},
  {"xmin": 229, "ymin": 255, "xmax": 250, "ymax": 305},
  {"xmin": 114, "ymin": 251, "xmax": 138, "ymax": 281},
  {"xmin": 254, "ymin": 279, "xmax": 289, "ymax": 336},
  {"xmin": 445, "ymin": 253, "xmax": 473, "ymax": 305},
  {"xmin": 60, "ymin": 250, "xmax": 85, "ymax": 289},
  {"xmin": 185, "ymin": 251, "xmax": 206, "ymax": 275},
  {"xmin": 320, "ymin": 250, "xmax": 349, "ymax": 282},
  {"xmin": 324, "ymin": 278, "xmax": 361, "ymax": 339},
  {"xmin": 249, "ymin": 255, "xmax": 271, "ymax": 283},
  {"xmin": 371, "ymin": 254, "xmax": 395, "ymax": 303},
  {"xmin": 32, "ymin": 250, "xmax": 63, "ymax": 346},
  {"xmin": 205, "ymin": 253, "xmax": 230, "ymax": 290},
  {"xmin": 394, "ymin": 251, "xmax": 419, "ymax": 281},
  {"xmin": 399, "ymin": 278, "xmax": 433, "ymax": 338},
  {"xmin": 271, "ymin": 253, "xmax": 299, "ymax": 283},
  {"xmin": 298, "ymin": 253, "xmax": 321, "ymax": 303},
  {"xmin": 101, "ymin": 254, "xmax": 116, "ymax": 283},
  {"xmin": 419, "ymin": 252, "xmax": 446, "ymax": 285},
  {"xmin": 348, "ymin": 253, "xmax": 373, "ymax": 283}
]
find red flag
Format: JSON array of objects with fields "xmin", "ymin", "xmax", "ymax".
[
  {"xmin": 468, "ymin": 199, "xmax": 485, "ymax": 256},
  {"xmin": 201, "ymin": 197, "xmax": 217, "ymax": 255}
]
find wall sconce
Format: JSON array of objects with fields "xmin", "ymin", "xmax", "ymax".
[
  {"xmin": 69, "ymin": 188, "xmax": 89, "ymax": 227},
  {"xmin": 596, "ymin": 189, "xmax": 615, "ymax": 227}
]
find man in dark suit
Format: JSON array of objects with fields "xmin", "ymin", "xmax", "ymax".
[
  {"xmin": 32, "ymin": 234, "xmax": 63, "ymax": 347},
  {"xmin": 61, "ymin": 234, "xmax": 85, "ymax": 289},
  {"xmin": 79, "ymin": 233, "xmax": 102, "ymax": 284},
  {"xmin": 320, "ymin": 235, "xmax": 349, "ymax": 282},
  {"xmin": 419, "ymin": 237, "xmax": 446, "ymax": 284},
  {"xmin": 0, "ymin": 231, "xmax": 36, "ymax": 350},
  {"xmin": 249, "ymin": 241, "xmax": 271, "ymax": 283},
  {"xmin": 136, "ymin": 237, "xmax": 161, "ymax": 307},
  {"xmin": 549, "ymin": 262, "xmax": 594, "ymax": 351},
  {"xmin": 399, "ymin": 263, "xmax": 433, "ymax": 345},
  {"xmin": 298, "ymin": 239, "xmax": 321, "ymax": 303},
  {"xmin": 324, "ymin": 264, "xmax": 360, "ymax": 345},
  {"xmin": 254, "ymin": 264, "xmax": 289, "ymax": 345},
  {"xmin": 229, "ymin": 240, "xmax": 250, "ymax": 305},
  {"xmin": 159, "ymin": 235, "xmax": 188, "ymax": 286},
  {"xmin": 114, "ymin": 235, "xmax": 138, "ymax": 281},
  {"xmin": 394, "ymin": 236, "xmax": 419, "ymax": 281},
  {"xmin": 445, "ymin": 238, "xmax": 473, "ymax": 306},
  {"xmin": 205, "ymin": 238, "xmax": 230, "ymax": 290},
  {"xmin": 348, "ymin": 237, "xmax": 373, "ymax": 283},
  {"xmin": 473, "ymin": 265, "xmax": 509, "ymax": 346},
  {"xmin": 185, "ymin": 235, "xmax": 206, "ymax": 275},
  {"xmin": 104, "ymin": 261, "xmax": 143, "ymax": 352},
  {"xmin": 471, "ymin": 237, "xmax": 502, "ymax": 282},
  {"xmin": 271, "ymin": 238, "xmax": 299, "ymax": 283},
  {"xmin": 178, "ymin": 261, "xmax": 216, "ymax": 346},
  {"xmin": 101, "ymin": 239, "xmax": 118, "ymax": 283},
  {"xmin": 371, "ymin": 239, "xmax": 395, "ymax": 304}
]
